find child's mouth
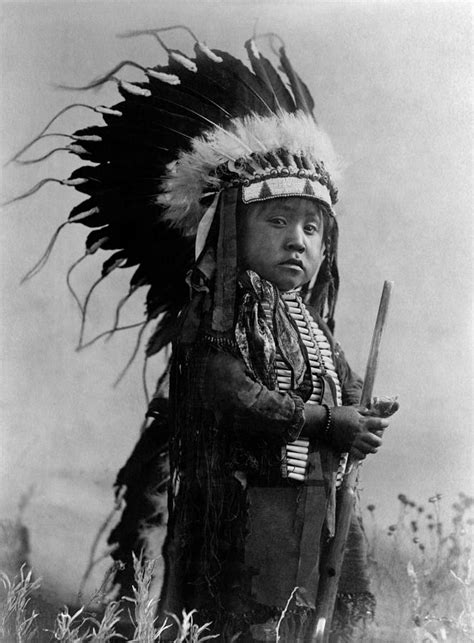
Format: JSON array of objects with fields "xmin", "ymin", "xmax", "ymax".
[{"xmin": 280, "ymin": 259, "xmax": 304, "ymax": 270}]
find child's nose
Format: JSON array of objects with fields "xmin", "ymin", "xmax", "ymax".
[{"xmin": 285, "ymin": 225, "xmax": 305, "ymax": 252}]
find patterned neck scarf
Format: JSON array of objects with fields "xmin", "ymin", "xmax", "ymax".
[{"xmin": 235, "ymin": 270, "xmax": 310, "ymax": 394}]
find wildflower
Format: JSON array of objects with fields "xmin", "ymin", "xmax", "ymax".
[
  {"xmin": 450, "ymin": 544, "xmax": 461, "ymax": 557},
  {"xmin": 419, "ymin": 543, "xmax": 425, "ymax": 552},
  {"xmin": 428, "ymin": 493, "xmax": 442, "ymax": 503},
  {"xmin": 388, "ymin": 524, "xmax": 397, "ymax": 532},
  {"xmin": 398, "ymin": 493, "xmax": 408, "ymax": 505},
  {"xmin": 367, "ymin": 504, "xmax": 376, "ymax": 513},
  {"xmin": 417, "ymin": 506, "xmax": 424, "ymax": 513},
  {"xmin": 413, "ymin": 537, "xmax": 419, "ymax": 544},
  {"xmin": 410, "ymin": 520, "xmax": 418, "ymax": 533}
]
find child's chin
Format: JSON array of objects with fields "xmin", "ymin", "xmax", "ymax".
[{"xmin": 275, "ymin": 277, "xmax": 306, "ymax": 292}]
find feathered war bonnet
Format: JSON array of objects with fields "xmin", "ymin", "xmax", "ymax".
[
  {"xmin": 9, "ymin": 26, "xmax": 341, "ymax": 366},
  {"xmin": 155, "ymin": 35, "xmax": 342, "ymax": 335}
]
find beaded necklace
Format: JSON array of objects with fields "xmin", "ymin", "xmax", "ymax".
[{"xmin": 262, "ymin": 290, "xmax": 347, "ymax": 486}]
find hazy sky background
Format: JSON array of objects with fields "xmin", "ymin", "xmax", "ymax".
[{"xmin": 1, "ymin": 0, "xmax": 472, "ymax": 601}]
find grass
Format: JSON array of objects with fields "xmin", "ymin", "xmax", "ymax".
[
  {"xmin": 0, "ymin": 493, "xmax": 472, "ymax": 642},
  {"xmin": 0, "ymin": 566, "xmax": 40, "ymax": 641},
  {"xmin": 0, "ymin": 555, "xmax": 215, "ymax": 642},
  {"xmin": 364, "ymin": 492, "xmax": 474, "ymax": 641}
]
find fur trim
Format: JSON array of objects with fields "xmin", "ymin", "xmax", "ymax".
[{"xmin": 159, "ymin": 111, "xmax": 340, "ymax": 232}]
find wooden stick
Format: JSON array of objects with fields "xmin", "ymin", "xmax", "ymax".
[
  {"xmin": 360, "ymin": 281, "xmax": 393, "ymax": 408},
  {"xmin": 309, "ymin": 280, "xmax": 393, "ymax": 642}
]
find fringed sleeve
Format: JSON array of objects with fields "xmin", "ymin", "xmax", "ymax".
[{"xmin": 200, "ymin": 349, "xmax": 306, "ymax": 444}]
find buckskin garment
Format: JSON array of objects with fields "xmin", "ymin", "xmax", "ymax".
[{"xmin": 152, "ymin": 272, "xmax": 375, "ymax": 641}]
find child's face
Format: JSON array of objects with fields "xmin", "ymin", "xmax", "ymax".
[{"xmin": 238, "ymin": 197, "xmax": 325, "ymax": 291}]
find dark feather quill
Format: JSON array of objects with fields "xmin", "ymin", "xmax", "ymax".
[
  {"xmin": 278, "ymin": 46, "xmax": 315, "ymax": 116},
  {"xmin": 244, "ymin": 39, "xmax": 296, "ymax": 114}
]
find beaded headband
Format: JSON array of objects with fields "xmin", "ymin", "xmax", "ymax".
[{"xmin": 241, "ymin": 176, "xmax": 332, "ymax": 207}]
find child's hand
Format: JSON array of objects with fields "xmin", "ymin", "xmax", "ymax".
[{"xmin": 328, "ymin": 406, "xmax": 388, "ymax": 459}]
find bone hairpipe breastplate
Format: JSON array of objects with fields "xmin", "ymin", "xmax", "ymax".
[{"xmin": 261, "ymin": 291, "xmax": 348, "ymax": 487}]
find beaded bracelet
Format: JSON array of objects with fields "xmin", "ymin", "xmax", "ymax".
[
  {"xmin": 321, "ymin": 403, "xmax": 333, "ymax": 440},
  {"xmin": 280, "ymin": 445, "xmax": 288, "ymax": 478}
]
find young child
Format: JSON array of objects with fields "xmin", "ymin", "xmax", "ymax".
[
  {"xmin": 14, "ymin": 27, "xmax": 397, "ymax": 641},
  {"xmin": 155, "ymin": 186, "xmax": 394, "ymax": 640}
]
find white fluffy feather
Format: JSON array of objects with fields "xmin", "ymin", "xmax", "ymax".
[{"xmin": 159, "ymin": 111, "xmax": 340, "ymax": 231}]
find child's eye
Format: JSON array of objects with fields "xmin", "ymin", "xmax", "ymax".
[
  {"xmin": 269, "ymin": 217, "xmax": 286, "ymax": 226},
  {"xmin": 304, "ymin": 223, "xmax": 319, "ymax": 234}
]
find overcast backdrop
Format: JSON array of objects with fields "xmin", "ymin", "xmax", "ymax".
[{"xmin": 1, "ymin": 0, "xmax": 472, "ymax": 602}]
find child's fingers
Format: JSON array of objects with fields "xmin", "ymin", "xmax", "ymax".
[
  {"xmin": 362, "ymin": 432, "xmax": 383, "ymax": 448},
  {"xmin": 371, "ymin": 429, "xmax": 384, "ymax": 438},
  {"xmin": 365, "ymin": 417, "xmax": 389, "ymax": 432},
  {"xmin": 350, "ymin": 445, "xmax": 369, "ymax": 460}
]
